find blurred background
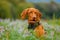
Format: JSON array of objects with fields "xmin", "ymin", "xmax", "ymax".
[
  {"xmin": 0, "ymin": 0, "xmax": 60, "ymax": 19},
  {"xmin": 0, "ymin": 0, "xmax": 60, "ymax": 40}
]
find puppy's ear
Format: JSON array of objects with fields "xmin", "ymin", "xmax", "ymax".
[
  {"xmin": 21, "ymin": 8, "xmax": 28, "ymax": 20},
  {"xmin": 39, "ymin": 12, "xmax": 42, "ymax": 18},
  {"xmin": 36, "ymin": 9, "xmax": 42, "ymax": 18}
]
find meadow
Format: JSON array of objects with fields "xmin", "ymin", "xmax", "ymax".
[
  {"xmin": 0, "ymin": 0, "xmax": 60, "ymax": 40},
  {"xmin": 0, "ymin": 19, "xmax": 60, "ymax": 40}
]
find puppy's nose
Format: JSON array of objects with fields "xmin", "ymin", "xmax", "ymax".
[{"xmin": 33, "ymin": 15, "xmax": 36, "ymax": 18}]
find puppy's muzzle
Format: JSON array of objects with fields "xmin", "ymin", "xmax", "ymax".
[{"xmin": 33, "ymin": 17, "xmax": 36, "ymax": 21}]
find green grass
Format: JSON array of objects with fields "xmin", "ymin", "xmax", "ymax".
[{"xmin": 0, "ymin": 19, "xmax": 60, "ymax": 40}]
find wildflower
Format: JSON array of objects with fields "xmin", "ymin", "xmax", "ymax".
[
  {"xmin": 0, "ymin": 26, "xmax": 5, "ymax": 37},
  {"xmin": 0, "ymin": 26, "xmax": 5, "ymax": 33}
]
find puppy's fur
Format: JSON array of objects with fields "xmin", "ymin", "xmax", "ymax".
[{"xmin": 21, "ymin": 8, "xmax": 45, "ymax": 37}]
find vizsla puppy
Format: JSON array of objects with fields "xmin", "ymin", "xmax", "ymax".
[{"xmin": 21, "ymin": 8, "xmax": 45, "ymax": 37}]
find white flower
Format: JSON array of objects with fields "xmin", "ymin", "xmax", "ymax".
[{"xmin": 0, "ymin": 26, "xmax": 5, "ymax": 33}]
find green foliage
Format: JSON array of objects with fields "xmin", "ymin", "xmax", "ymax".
[
  {"xmin": 0, "ymin": 19, "xmax": 60, "ymax": 40},
  {"xmin": 0, "ymin": 0, "xmax": 60, "ymax": 19},
  {"xmin": 0, "ymin": 0, "xmax": 34, "ymax": 19}
]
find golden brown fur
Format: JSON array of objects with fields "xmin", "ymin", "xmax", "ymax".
[
  {"xmin": 34, "ymin": 25, "xmax": 45, "ymax": 37},
  {"xmin": 21, "ymin": 8, "xmax": 45, "ymax": 37},
  {"xmin": 21, "ymin": 8, "xmax": 42, "ymax": 23}
]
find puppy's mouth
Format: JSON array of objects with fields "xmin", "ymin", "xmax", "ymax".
[{"xmin": 32, "ymin": 17, "xmax": 36, "ymax": 21}]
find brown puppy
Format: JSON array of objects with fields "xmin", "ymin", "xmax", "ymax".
[{"xmin": 21, "ymin": 8, "xmax": 45, "ymax": 37}]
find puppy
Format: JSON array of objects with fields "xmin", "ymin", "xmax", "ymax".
[{"xmin": 21, "ymin": 8, "xmax": 45, "ymax": 37}]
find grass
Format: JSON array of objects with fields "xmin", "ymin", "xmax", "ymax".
[{"xmin": 0, "ymin": 19, "xmax": 60, "ymax": 40}]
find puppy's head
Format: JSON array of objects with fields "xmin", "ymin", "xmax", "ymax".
[{"xmin": 21, "ymin": 8, "xmax": 42, "ymax": 20}]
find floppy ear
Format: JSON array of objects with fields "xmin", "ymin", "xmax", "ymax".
[
  {"xmin": 21, "ymin": 9, "xmax": 28, "ymax": 20},
  {"xmin": 36, "ymin": 9, "xmax": 42, "ymax": 18},
  {"xmin": 39, "ymin": 11, "xmax": 42, "ymax": 18}
]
